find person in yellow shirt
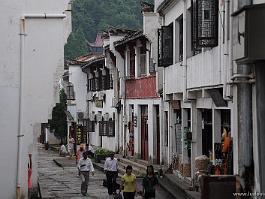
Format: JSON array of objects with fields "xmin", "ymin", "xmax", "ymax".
[{"xmin": 121, "ymin": 165, "xmax": 137, "ymax": 199}]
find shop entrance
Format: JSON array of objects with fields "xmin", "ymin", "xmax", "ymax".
[
  {"xmin": 141, "ymin": 105, "xmax": 148, "ymax": 161},
  {"xmin": 155, "ymin": 105, "xmax": 160, "ymax": 164},
  {"xmin": 174, "ymin": 109, "xmax": 182, "ymax": 155},
  {"xmin": 202, "ymin": 109, "xmax": 213, "ymax": 157}
]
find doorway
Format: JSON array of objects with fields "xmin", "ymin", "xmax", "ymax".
[
  {"xmin": 202, "ymin": 109, "xmax": 213, "ymax": 157},
  {"xmin": 155, "ymin": 106, "xmax": 160, "ymax": 164},
  {"xmin": 141, "ymin": 105, "xmax": 148, "ymax": 160}
]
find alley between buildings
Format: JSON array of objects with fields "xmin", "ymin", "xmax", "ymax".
[{"xmin": 38, "ymin": 145, "xmax": 177, "ymax": 199}]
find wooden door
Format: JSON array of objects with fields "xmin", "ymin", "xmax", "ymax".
[
  {"xmin": 156, "ymin": 106, "xmax": 160, "ymax": 164},
  {"xmin": 141, "ymin": 106, "xmax": 148, "ymax": 160}
]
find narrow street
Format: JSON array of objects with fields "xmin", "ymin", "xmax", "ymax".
[
  {"xmin": 38, "ymin": 145, "xmax": 109, "ymax": 199},
  {"xmin": 38, "ymin": 145, "xmax": 174, "ymax": 199}
]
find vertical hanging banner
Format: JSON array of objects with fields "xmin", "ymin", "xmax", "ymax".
[{"xmin": 76, "ymin": 125, "xmax": 82, "ymax": 145}]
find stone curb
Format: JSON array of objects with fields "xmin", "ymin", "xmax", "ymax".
[{"xmin": 53, "ymin": 159, "xmax": 63, "ymax": 168}]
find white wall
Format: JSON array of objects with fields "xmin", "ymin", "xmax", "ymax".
[
  {"xmin": 154, "ymin": 0, "xmax": 166, "ymax": 11},
  {"xmin": 165, "ymin": 62, "xmax": 183, "ymax": 94},
  {"xmin": 186, "ymin": 48, "xmax": 223, "ymax": 89},
  {"xmin": 161, "ymin": 1, "xmax": 226, "ymax": 93},
  {"xmin": 0, "ymin": 0, "xmax": 71, "ymax": 198},
  {"xmin": 69, "ymin": 65, "xmax": 87, "ymax": 113},
  {"xmin": 125, "ymin": 98, "xmax": 161, "ymax": 161},
  {"xmin": 89, "ymin": 89, "xmax": 117, "ymax": 151}
]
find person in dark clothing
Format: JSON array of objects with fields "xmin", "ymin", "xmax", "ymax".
[{"xmin": 142, "ymin": 165, "xmax": 158, "ymax": 199}]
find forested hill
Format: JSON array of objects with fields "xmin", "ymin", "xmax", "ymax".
[{"xmin": 65, "ymin": 0, "xmax": 154, "ymax": 60}]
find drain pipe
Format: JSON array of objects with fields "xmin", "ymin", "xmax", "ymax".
[
  {"xmin": 223, "ymin": 0, "xmax": 231, "ymax": 100},
  {"xmin": 16, "ymin": 13, "xmax": 66, "ymax": 199},
  {"xmin": 235, "ymin": 0, "xmax": 254, "ymax": 193},
  {"xmin": 16, "ymin": 18, "xmax": 26, "ymax": 199},
  {"xmin": 183, "ymin": 0, "xmax": 188, "ymax": 102}
]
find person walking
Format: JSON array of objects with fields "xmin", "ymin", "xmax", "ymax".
[
  {"xmin": 142, "ymin": 165, "xmax": 158, "ymax": 199},
  {"xmin": 68, "ymin": 136, "xmax": 75, "ymax": 157},
  {"xmin": 121, "ymin": 165, "xmax": 137, "ymax": 199},
  {"xmin": 104, "ymin": 153, "xmax": 119, "ymax": 196},
  {"xmin": 77, "ymin": 151, "xmax": 95, "ymax": 196},
  {"xmin": 76, "ymin": 145, "xmax": 85, "ymax": 176}
]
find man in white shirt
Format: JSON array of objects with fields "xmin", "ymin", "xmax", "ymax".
[
  {"xmin": 77, "ymin": 151, "xmax": 95, "ymax": 196},
  {"xmin": 104, "ymin": 153, "xmax": 119, "ymax": 195}
]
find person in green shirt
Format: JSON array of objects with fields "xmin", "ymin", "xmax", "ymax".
[
  {"xmin": 121, "ymin": 165, "xmax": 137, "ymax": 199},
  {"xmin": 142, "ymin": 165, "xmax": 158, "ymax": 199}
]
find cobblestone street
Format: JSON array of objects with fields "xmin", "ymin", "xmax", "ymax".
[
  {"xmin": 38, "ymin": 145, "xmax": 174, "ymax": 199},
  {"xmin": 38, "ymin": 146, "xmax": 109, "ymax": 199}
]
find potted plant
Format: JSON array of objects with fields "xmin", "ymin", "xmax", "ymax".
[{"xmin": 94, "ymin": 148, "xmax": 113, "ymax": 163}]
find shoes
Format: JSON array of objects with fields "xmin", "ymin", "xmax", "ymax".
[{"xmin": 82, "ymin": 193, "xmax": 88, "ymax": 196}]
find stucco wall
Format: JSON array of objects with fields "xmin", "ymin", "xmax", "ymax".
[
  {"xmin": 0, "ymin": 0, "xmax": 71, "ymax": 198},
  {"xmin": 69, "ymin": 65, "xmax": 87, "ymax": 113}
]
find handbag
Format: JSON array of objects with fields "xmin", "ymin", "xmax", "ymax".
[
  {"xmin": 103, "ymin": 179, "xmax": 108, "ymax": 187},
  {"xmin": 113, "ymin": 190, "xmax": 123, "ymax": 199}
]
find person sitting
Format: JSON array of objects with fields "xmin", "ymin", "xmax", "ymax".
[{"xmin": 59, "ymin": 144, "xmax": 68, "ymax": 156}]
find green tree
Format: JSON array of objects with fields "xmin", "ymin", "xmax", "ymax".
[
  {"xmin": 50, "ymin": 89, "xmax": 68, "ymax": 144},
  {"xmin": 64, "ymin": 28, "xmax": 88, "ymax": 60},
  {"xmin": 65, "ymin": 0, "xmax": 154, "ymax": 59}
]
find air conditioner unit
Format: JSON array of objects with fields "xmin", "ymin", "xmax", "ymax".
[
  {"xmin": 86, "ymin": 92, "xmax": 93, "ymax": 101},
  {"xmin": 77, "ymin": 112, "xmax": 84, "ymax": 120}
]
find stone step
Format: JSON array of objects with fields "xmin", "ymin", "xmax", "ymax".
[
  {"xmin": 158, "ymin": 173, "xmax": 200, "ymax": 199},
  {"xmin": 118, "ymin": 158, "xmax": 149, "ymax": 172},
  {"xmin": 118, "ymin": 161, "xmax": 144, "ymax": 177},
  {"xmin": 126, "ymin": 156, "xmax": 163, "ymax": 171}
]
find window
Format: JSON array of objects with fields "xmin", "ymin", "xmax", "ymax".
[
  {"xmin": 158, "ymin": 23, "xmax": 173, "ymax": 67},
  {"xmin": 193, "ymin": 0, "xmax": 219, "ymax": 48},
  {"xmin": 66, "ymin": 84, "xmax": 75, "ymax": 100},
  {"xmin": 98, "ymin": 70, "xmax": 102, "ymax": 91},
  {"xmin": 99, "ymin": 119, "xmax": 115, "ymax": 137},
  {"xmin": 129, "ymin": 48, "xmax": 135, "ymax": 77},
  {"xmin": 110, "ymin": 75, "xmax": 113, "ymax": 89},
  {"xmin": 191, "ymin": 0, "xmax": 202, "ymax": 55},
  {"xmin": 103, "ymin": 69, "xmax": 111, "ymax": 90},
  {"xmin": 178, "ymin": 16, "xmax": 183, "ymax": 62},
  {"xmin": 140, "ymin": 46, "xmax": 147, "ymax": 75},
  {"xmin": 108, "ymin": 118, "xmax": 115, "ymax": 137},
  {"xmin": 99, "ymin": 121, "xmax": 108, "ymax": 136},
  {"xmin": 88, "ymin": 72, "xmax": 96, "ymax": 91},
  {"xmin": 88, "ymin": 119, "xmax": 95, "ymax": 132}
]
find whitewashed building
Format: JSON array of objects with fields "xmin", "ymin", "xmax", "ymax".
[
  {"xmin": 154, "ymin": 0, "xmax": 265, "ymax": 194},
  {"xmin": 154, "ymin": 0, "xmax": 235, "ymax": 179},
  {"xmin": 0, "ymin": 0, "xmax": 71, "ymax": 198},
  {"xmin": 101, "ymin": 6, "xmax": 163, "ymax": 164}
]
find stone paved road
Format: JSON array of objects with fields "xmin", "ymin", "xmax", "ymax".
[
  {"xmin": 38, "ymin": 146, "xmax": 109, "ymax": 199},
  {"xmin": 38, "ymin": 145, "xmax": 174, "ymax": 199}
]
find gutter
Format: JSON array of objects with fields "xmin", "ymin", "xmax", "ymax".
[{"xmin": 16, "ymin": 13, "xmax": 66, "ymax": 199}]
